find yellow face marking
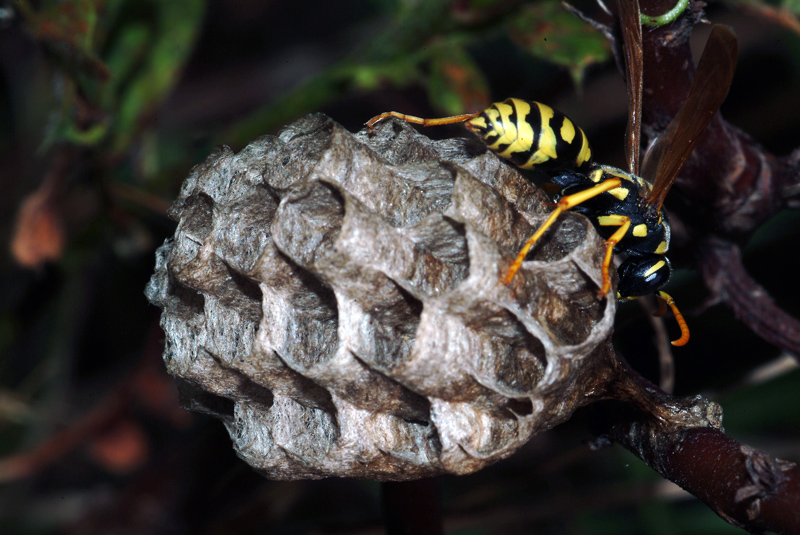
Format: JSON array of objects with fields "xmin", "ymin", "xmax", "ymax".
[
  {"xmin": 655, "ymin": 241, "xmax": 669, "ymax": 254},
  {"xmin": 632, "ymin": 224, "xmax": 648, "ymax": 237},
  {"xmin": 644, "ymin": 260, "xmax": 666, "ymax": 278},
  {"xmin": 589, "ymin": 168, "xmax": 604, "ymax": 183},
  {"xmin": 560, "ymin": 119, "xmax": 576, "ymax": 144},
  {"xmin": 597, "ymin": 214, "xmax": 628, "ymax": 226},
  {"xmin": 607, "ymin": 187, "xmax": 629, "ymax": 201}
]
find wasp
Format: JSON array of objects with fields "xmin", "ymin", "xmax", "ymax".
[{"xmin": 366, "ymin": 0, "xmax": 737, "ymax": 346}]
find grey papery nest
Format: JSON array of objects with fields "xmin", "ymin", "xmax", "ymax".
[{"xmin": 146, "ymin": 113, "xmax": 622, "ymax": 480}]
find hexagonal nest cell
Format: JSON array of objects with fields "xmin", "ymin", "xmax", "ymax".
[{"xmin": 146, "ymin": 113, "xmax": 621, "ymax": 480}]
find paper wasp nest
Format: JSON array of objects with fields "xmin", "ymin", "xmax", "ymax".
[{"xmin": 146, "ymin": 114, "xmax": 620, "ymax": 480}]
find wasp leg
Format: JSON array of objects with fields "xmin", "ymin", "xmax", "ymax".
[
  {"xmin": 597, "ymin": 214, "xmax": 632, "ymax": 298},
  {"xmin": 366, "ymin": 111, "xmax": 480, "ymax": 132},
  {"xmin": 656, "ymin": 291, "xmax": 690, "ymax": 346},
  {"xmin": 504, "ymin": 178, "xmax": 623, "ymax": 285}
]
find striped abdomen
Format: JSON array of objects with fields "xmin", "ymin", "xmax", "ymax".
[{"xmin": 465, "ymin": 98, "xmax": 592, "ymax": 171}]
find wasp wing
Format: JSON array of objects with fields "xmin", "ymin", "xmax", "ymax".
[
  {"xmin": 618, "ymin": 0, "xmax": 643, "ymax": 176},
  {"xmin": 642, "ymin": 25, "xmax": 738, "ymax": 212}
]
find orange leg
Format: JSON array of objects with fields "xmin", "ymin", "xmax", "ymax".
[
  {"xmin": 597, "ymin": 216, "xmax": 631, "ymax": 297},
  {"xmin": 366, "ymin": 111, "xmax": 480, "ymax": 131},
  {"xmin": 656, "ymin": 291, "xmax": 690, "ymax": 346},
  {"xmin": 503, "ymin": 178, "xmax": 623, "ymax": 286}
]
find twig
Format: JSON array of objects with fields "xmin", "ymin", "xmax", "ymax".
[
  {"xmin": 639, "ymin": 294, "xmax": 677, "ymax": 393},
  {"xmin": 595, "ymin": 357, "xmax": 800, "ymax": 534},
  {"xmin": 0, "ymin": 388, "xmax": 129, "ymax": 482},
  {"xmin": 698, "ymin": 236, "xmax": 800, "ymax": 357}
]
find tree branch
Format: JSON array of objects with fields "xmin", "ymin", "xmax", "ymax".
[
  {"xmin": 630, "ymin": 0, "xmax": 800, "ymax": 357},
  {"xmin": 596, "ymin": 358, "xmax": 800, "ymax": 534},
  {"xmin": 698, "ymin": 236, "xmax": 800, "ymax": 355}
]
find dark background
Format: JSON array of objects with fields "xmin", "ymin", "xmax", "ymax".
[{"xmin": 1, "ymin": 0, "xmax": 799, "ymax": 533}]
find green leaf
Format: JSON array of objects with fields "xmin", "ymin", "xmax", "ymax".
[
  {"xmin": 427, "ymin": 41, "xmax": 490, "ymax": 114},
  {"xmin": 508, "ymin": 0, "xmax": 610, "ymax": 87},
  {"xmin": 349, "ymin": 58, "xmax": 424, "ymax": 91},
  {"xmin": 102, "ymin": 22, "xmax": 151, "ymax": 107},
  {"xmin": 19, "ymin": 0, "xmax": 110, "ymax": 81},
  {"xmin": 112, "ymin": 0, "xmax": 205, "ymax": 150}
]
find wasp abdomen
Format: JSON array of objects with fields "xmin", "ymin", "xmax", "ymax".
[{"xmin": 466, "ymin": 98, "xmax": 592, "ymax": 171}]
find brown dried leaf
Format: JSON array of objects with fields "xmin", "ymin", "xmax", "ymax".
[
  {"xmin": 11, "ymin": 181, "xmax": 65, "ymax": 269},
  {"xmin": 87, "ymin": 418, "xmax": 149, "ymax": 474}
]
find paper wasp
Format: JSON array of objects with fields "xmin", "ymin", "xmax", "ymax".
[{"xmin": 366, "ymin": 1, "xmax": 737, "ymax": 346}]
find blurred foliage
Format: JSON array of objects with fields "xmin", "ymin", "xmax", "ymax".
[
  {"xmin": 509, "ymin": 1, "xmax": 610, "ymax": 86},
  {"xmin": 17, "ymin": 0, "xmax": 204, "ymax": 152},
  {"xmin": 6, "ymin": 0, "xmax": 614, "ymax": 175},
  {"xmin": 723, "ymin": 0, "xmax": 800, "ymax": 35},
  {"xmin": 427, "ymin": 40, "xmax": 491, "ymax": 114},
  {"xmin": 727, "ymin": 0, "xmax": 800, "ymax": 12},
  {"xmin": 1, "ymin": 0, "xmax": 799, "ymax": 533},
  {"xmin": 228, "ymin": 0, "xmax": 610, "ymax": 145}
]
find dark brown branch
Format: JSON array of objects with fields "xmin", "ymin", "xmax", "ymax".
[
  {"xmin": 0, "ymin": 386, "xmax": 129, "ymax": 482},
  {"xmin": 597, "ymin": 407, "xmax": 800, "ymax": 533},
  {"xmin": 596, "ymin": 358, "xmax": 800, "ymax": 534},
  {"xmin": 579, "ymin": 5, "xmax": 800, "ymax": 529},
  {"xmin": 631, "ymin": 1, "xmax": 800, "ymax": 355},
  {"xmin": 640, "ymin": 12, "xmax": 789, "ymax": 237},
  {"xmin": 698, "ymin": 236, "xmax": 800, "ymax": 355}
]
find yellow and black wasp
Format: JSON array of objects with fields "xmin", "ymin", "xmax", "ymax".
[{"xmin": 366, "ymin": 0, "xmax": 737, "ymax": 346}]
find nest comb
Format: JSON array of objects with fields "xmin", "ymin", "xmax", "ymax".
[{"xmin": 146, "ymin": 113, "xmax": 621, "ymax": 480}]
